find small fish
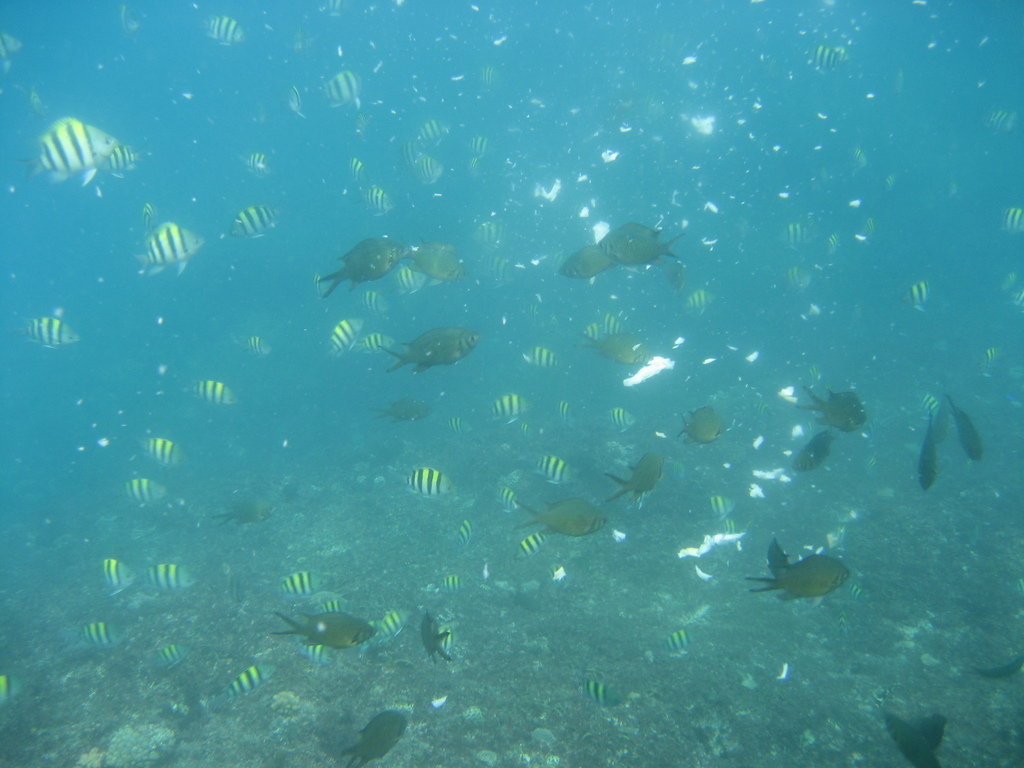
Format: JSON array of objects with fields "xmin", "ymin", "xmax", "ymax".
[
  {"xmin": 231, "ymin": 205, "xmax": 277, "ymax": 238},
  {"xmin": 517, "ymin": 532, "xmax": 546, "ymax": 557},
  {"xmin": 747, "ymin": 538, "xmax": 849, "ymax": 600},
  {"xmin": 536, "ymin": 455, "xmax": 571, "ymax": 484},
  {"xmin": 154, "ymin": 644, "xmax": 190, "ymax": 668},
  {"xmin": 124, "ymin": 478, "xmax": 167, "ymax": 504},
  {"xmin": 371, "ymin": 610, "xmax": 410, "ymax": 644},
  {"xmin": 946, "ymin": 395, "xmax": 983, "ymax": 460},
  {"xmin": 419, "ymin": 118, "xmax": 450, "ymax": 143},
  {"xmin": 826, "ymin": 232, "xmax": 840, "ymax": 255},
  {"xmin": 814, "ymin": 45, "xmax": 847, "ymax": 69},
  {"xmin": 413, "ymin": 155, "xmax": 444, "ymax": 185},
  {"xmin": 141, "ymin": 437, "xmax": 185, "ymax": 466},
  {"xmin": 142, "ymin": 203, "xmax": 157, "ymax": 233},
  {"xmin": 0, "ymin": 675, "xmax": 25, "ymax": 705},
  {"xmin": 81, "ymin": 621, "xmax": 123, "ymax": 648},
  {"xmin": 102, "ymin": 144, "xmax": 141, "ymax": 177},
  {"xmin": 408, "ymin": 468, "xmax": 453, "ymax": 497},
  {"xmin": 222, "ymin": 665, "xmax": 276, "ymax": 699},
  {"xmin": 557, "ymin": 400, "xmax": 572, "ymax": 423},
  {"xmin": 663, "ymin": 629, "xmax": 691, "ymax": 653},
  {"xmin": 903, "ymin": 281, "xmax": 929, "ymax": 309},
  {"xmin": 324, "ymin": 70, "xmax": 361, "ymax": 108},
  {"xmin": 609, "ymin": 407, "xmax": 635, "ymax": 431},
  {"xmin": 468, "ymin": 135, "xmax": 489, "ymax": 156},
  {"xmin": 975, "ymin": 654, "xmax": 1024, "ymax": 679},
  {"xmin": 492, "ymin": 393, "xmax": 530, "ymax": 420},
  {"xmin": 793, "ymin": 429, "xmax": 834, "ymax": 472},
  {"xmin": 119, "ymin": 5, "xmax": 140, "ymax": 37},
  {"xmin": 986, "ymin": 110, "xmax": 1019, "ymax": 133},
  {"xmin": 363, "ymin": 185, "xmax": 393, "ymax": 214},
  {"xmin": 192, "ymin": 380, "xmax": 237, "ymax": 405},
  {"xmin": 34, "ymin": 117, "xmax": 118, "ymax": 185},
  {"xmin": 204, "ymin": 15, "xmax": 245, "ymax": 45},
  {"xmin": 103, "ymin": 558, "xmax": 135, "ymax": 594},
  {"xmin": 708, "ymin": 495, "xmax": 735, "ymax": 520},
  {"xmin": 446, "ymin": 416, "xmax": 470, "ymax": 434},
  {"xmin": 784, "ymin": 222, "xmax": 812, "ymax": 247},
  {"xmin": 243, "ymin": 336, "xmax": 271, "ymax": 356},
  {"xmin": 246, "ymin": 152, "xmax": 269, "ymax": 177},
  {"xmin": 917, "ymin": 413, "xmax": 941, "ymax": 491},
  {"xmin": 137, "ymin": 222, "xmax": 205, "ymax": 275},
  {"xmin": 19, "ymin": 317, "xmax": 79, "ymax": 347},
  {"xmin": 273, "ymin": 611, "xmax": 375, "ymax": 648},
  {"xmin": 605, "ymin": 453, "xmax": 664, "ymax": 504},
  {"xmin": 394, "ymin": 266, "xmax": 426, "ymax": 294},
  {"xmin": 280, "ymin": 571, "xmax": 321, "ymax": 597},
  {"xmin": 497, "ymin": 486, "xmax": 518, "ymax": 510},
  {"xmin": 146, "ymin": 563, "xmax": 196, "ymax": 592},
  {"xmin": 457, "ymin": 520, "xmax": 473, "ymax": 547},
  {"xmin": 1002, "ymin": 207, "xmax": 1024, "ymax": 234},
  {"xmin": 584, "ymin": 679, "xmax": 624, "ymax": 707},
  {"xmin": 679, "ymin": 406, "xmax": 724, "ymax": 444},
  {"xmin": 420, "ymin": 610, "xmax": 451, "ymax": 662},
  {"xmin": 298, "ymin": 644, "xmax": 334, "ymax": 665},
  {"xmin": 340, "ymin": 710, "xmax": 407, "ymax": 768},
  {"xmin": 329, "ymin": 318, "xmax": 364, "ymax": 356},
  {"xmin": 441, "ymin": 575, "xmax": 463, "ymax": 593},
  {"xmin": 921, "ymin": 394, "xmax": 940, "ymax": 415},
  {"xmin": 523, "ymin": 346, "xmax": 559, "ymax": 368},
  {"xmin": 852, "ymin": 146, "xmax": 867, "ymax": 170},
  {"xmin": 287, "ymin": 86, "xmax": 305, "ymax": 118},
  {"xmin": 685, "ymin": 289, "xmax": 714, "ymax": 312},
  {"xmin": 361, "ymin": 290, "xmax": 387, "ymax": 314}
]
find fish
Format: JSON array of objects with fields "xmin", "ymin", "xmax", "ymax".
[
  {"xmin": 364, "ymin": 185, "xmax": 394, "ymax": 214},
  {"xmin": 27, "ymin": 86, "xmax": 46, "ymax": 120},
  {"xmin": 242, "ymin": 336, "xmax": 271, "ymax": 356},
  {"xmin": 986, "ymin": 110, "xmax": 1018, "ymax": 133},
  {"xmin": 373, "ymin": 398, "xmax": 430, "ymax": 422},
  {"xmin": 793, "ymin": 429, "xmax": 834, "ymax": 472},
  {"xmin": 475, "ymin": 220, "xmax": 506, "ymax": 246},
  {"xmin": 517, "ymin": 532, "xmax": 547, "ymax": 556},
  {"xmin": 746, "ymin": 538, "xmax": 850, "ymax": 600},
  {"xmin": 917, "ymin": 409, "xmax": 949, "ymax": 491},
  {"xmin": 883, "ymin": 712, "xmax": 946, "ymax": 768},
  {"xmin": 0, "ymin": 31, "xmax": 21, "ymax": 74},
  {"xmin": 468, "ymin": 135, "xmax": 489, "ymax": 156},
  {"xmin": 826, "ymin": 232, "xmax": 840, "ymax": 255},
  {"xmin": 141, "ymin": 437, "xmax": 185, "ymax": 466},
  {"xmin": 903, "ymin": 280, "xmax": 929, "ymax": 309},
  {"xmin": 1002, "ymin": 207, "xmax": 1024, "ymax": 233},
  {"xmin": 329, "ymin": 319, "xmax": 364, "ymax": 356},
  {"xmin": 685, "ymin": 288, "xmax": 715, "ymax": 312},
  {"xmin": 102, "ymin": 145, "xmax": 141, "ymax": 177},
  {"xmin": 368, "ymin": 610, "xmax": 411, "ymax": 646},
  {"xmin": 192, "ymin": 380, "xmax": 237, "ymax": 405},
  {"xmin": 536, "ymin": 455, "xmax": 572, "ymax": 484},
  {"xmin": 608, "ymin": 407, "xmax": 635, "ymax": 431},
  {"xmin": 273, "ymin": 611, "xmax": 375, "ymax": 648},
  {"xmin": 317, "ymin": 238, "xmax": 407, "ymax": 297},
  {"xmin": 446, "ymin": 416, "xmax": 470, "ymax": 434},
  {"xmin": 798, "ymin": 386, "xmax": 867, "ymax": 431},
  {"xmin": 492, "ymin": 393, "xmax": 530, "ymax": 420},
  {"xmin": 146, "ymin": 564, "xmax": 196, "ymax": 592},
  {"xmin": 154, "ymin": 644, "xmax": 190, "ymax": 668},
  {"xmin": 975, "ymin": 654, "xmax": 1024, "ymax": 679},
  {"xmin": 559, "ymin": 244, "xmax": 615, "ymax": 279},
  {"xmin": 20, "ymin": 317, "xmax": 79, "ymax": 347},
  {"xmin": 413, "ymin": 155, "xmax": 444, "ymax": 185},
  {"xmin": 386, "ymin": 327, "xmax": 480, "ymax": 373},
  {"xmin": 457, "ymin": 519, "xmax": 473, "ymax": 547},
  {"xmin": 142, "ymin": 203, "xmax": 157, "ymax": 233},
  {"xmin": 585, "ymin": 333, "xmax": 651, "ymax": 364},
  {"xmin": 349, "ymin": 157, "xmax": 368, "ymax": 184},
  {"xmin": 785, "ymin": 266, "xmax": 811, "ymax": 292},
  {"xmin": 599, "ymin": 223, "xmax": 680, "ymax": 266},
  {"xmin": 81, "ymin": 622, "xmax": 123, "ymax": 648},
  {"xmin": 215, "ymin": 498, "xmax": 272, "ymax": 525},
  {"xmin": 557, "ymin": 400, "xmax": 572, "ymax": 423},
  {"xmin": 408, "ymin": 468, "xmax": 453, "ymax": 497},
  {"xmin": 360, "ymin": 333, "xmax": 394, "ymax": 353},
  {"xmin": 663, "ymin": 629, "xmax": 691, "ymax": 653},
  {"xmin": 361, "ymin": 291, "xmax": 387, "ymax": 314},
  {"xmin": 204, "ymin": 15, "xmax": 245, "ymax": 45},
  {"xmin": 34, "ymin": 117, "xmax": 118, "ymax": 185},
  {"xmin": 280, "ymin": 571, "xmax": 321, "ymax": 597},
  {"xmin": 394, "ymin": 265, "xmax": 427, "ymax": 295},
  {"xmin": 497, "ymin": 486, "xmax": 518, "ymax": 510},
  {"xmin": 137, "ymin": 222, "xmax": 205, "ymax": 275},
  {"xmin": 605, "ymin": 453, "xmax": 664, "ymax": 503},
  {"xmin": 523, "ymin": 346, "xmax": 558, "ymax": 368},
  {"xmin": 708, "ymin": 495, "xmax": 735, "ymax": 520},
  {"xmin": 245, "ymin": 152, "xmax": 269, "ymax": 177},
  {"xmin": 584, "ymin": 679, "xmax": 624, "ymax": 707},
  {"xmin": 420, "ymin": 610, "xmax": 452, "ymax": 662},
  {"xmin": 814, "ymin": 45, "xmax": 847, "ymax": 69},
  {"xmin": 103, "ymin": 558, "xmax": 135, "ymax": 594},
  {"xmin": 409, "ymin": 241, "xmax": 464, "ymax": 281},
  {"xmin": 221, "ymin": 665, "xmax": 275, "ymax": 700},
  {"xmin": 441, "ymin": 575, "xmax": 463, "ymax": 593},
  {"xmin": 0, "ymin": 675, "xmax": 24, "ymax": 706},
  {"xmin": 287, "ymin": 86, "xmax": 305, "ymax": 118},
  {"xmin": 679, "ymin": 406, "xmax": 724, "ymax": 444},
  {"xmin": 419, "ymin": 118, "xmax": 450, "ymax": 143},
  {"xmin": 946, "ymin": 396, "xmax": 983, "ymax": 460},
  {"xmin": 340, "ymin": 711, "xmax": 407, "ymax": 768},
  {"xmin": 479, "ymin": 65, "xmax": 498, "ymax": 86},
  {"xmin": 784, "ymin": 222, "xmax": 812, "ymax": 247},
  {"xmin": 124, "ymin": 478, "xmax": 167, "ymax": 504},
  {"xmin": 517, "ymin": 498, "xmax": 606, "ymax": 536},
  {"xmin": 231, "ymin": 204, "xmax": 277, "ymax": 238},
  {"xmin": 324, "ymin": 70, "xmax": 361, "ymax": 108}
]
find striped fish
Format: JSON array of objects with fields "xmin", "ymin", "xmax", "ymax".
[
  {"xmin": 192, "ymin": 380, "xmax": 238, "ymax": 405},
  {"xmin": 137, "ymin": 222, "xmax": 205, "ymax": 275},
  {"xmin": 141, "ymin": 437, "xmax": 185, "ymax": 466},
  {"xmin": 146, "ymin": 563, "xmax": 196, "ymax": 592},
  {"xmin": 222, "ymin": 665, "xmax": 275, "ymax": 698},
  {"xmin": 124, "ymin": 478, "xmax": 166, "ymax": 504},
  {"xmin": 280, "ymin": 571, "xmax": 320, "ymax": 597},
  {"xmin": 35, "ymin": 117, "xmax": 118, "ymax": 185},
  {"xmin": 102, "ymin": 144, "xmax": 141, "ymax": 177},
  {"xmin": 21, "ymin": 317, "xmax": 79, "ymax": 347},
  {"xmin": 324, "ymin": 70, "xmax": 361, "ymax": 108},
  {"xmin": 407, "ymin": 467, "xmax": 453, "ymax": 497},
  {"xmin": 81, "ymin": 621, "xmax": 123, "ymax": 648},
  {"xmin": 609, "ymin": 407, "xmax": 635, "ymax": 431},
  {"xmin": 142, "ymin": 203, "xmax": 157, "ymax": 233},
  {"xmin": 103, "ymin": 558, "xmax": 135, "ymax": 594},
  {"xmin": 244, "ymin": 336, "xmax": 271, "ymax": 356},
  {"xmin": 204, "ymin": 15, "xmax": 245, "ymax": 45},
  {"xmin": 518, "ymin": 532, "xmax": 546, "ymax": 557},
  {"xmin": 154, "ymin": 644, "xmax": 191, "ymax": 667},
  {"xmin": 230, "ymin": 205, "xmax": 277, "ymax": 238},
  {"xmin": 492, "ymin": 393, "xmax": 530, "ymax": 420},
  {"xmin": 537, "ymin": 455, "xmax": 571, "ymax": 484},
  {"xmin": 245, "ymin": 152, "xmax": 269, "ymax": 176},
  {"xmin": 328, "ymin": 318, "xmax": 363, "ymax": 356},
  {"xmin": 523, "ymin": 346, "xmax": 558, "ymax": 368}
]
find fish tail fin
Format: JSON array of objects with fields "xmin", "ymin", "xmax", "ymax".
[
  {"xmin": 604, "ymin": 473, "xmax": 629, "ymax": 501},
  {"xmin": 271, "ymin": 612, "xmax": 301, "ymax": 635}
]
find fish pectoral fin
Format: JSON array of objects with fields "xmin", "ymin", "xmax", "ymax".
[{"xmin": 81, "ymin": 167, "xmax": 98, "ymax": 186}]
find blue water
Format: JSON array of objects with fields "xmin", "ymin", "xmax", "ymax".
[{"xmin": 1, "ymin": 2, "xmax": 1022, "ymax": 766}]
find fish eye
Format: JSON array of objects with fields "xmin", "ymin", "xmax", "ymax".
[{"xmin": 316, "ymin": 621, "xmax": 327, "ymax": 632}]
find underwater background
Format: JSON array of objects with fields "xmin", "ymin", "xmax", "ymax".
[{"xmin": 0, "ymin": 1, "xmax": 1022, "ymax": 766}]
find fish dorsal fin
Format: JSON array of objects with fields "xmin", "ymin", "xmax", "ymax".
[
  {"xmin": 766, "ymin": 538, "xmax": 790, "ymax": 573},
  {"xmin": 915, "ymin": 714, "xmax": 946, "ymax": 751}
]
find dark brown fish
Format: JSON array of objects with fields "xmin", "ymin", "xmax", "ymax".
[
  {"xmin": 517, "ymin": 498, "xmax": 607, "ymax": 537},
  {"xmin": 272, "ymin": 611, "xmax": 375, "ymax": 648},
  {"xmin": 793, "ymin": 429, "xmax": 833, "ymax": 471},
  {"xmin": 917, "ymin": 412, "xmax": 944, "ymax": 491},
  {"xmin": 214, "ymin": 498, "xmax": 271, "ymax": 525},
  {"xmin": 946, "ymin": 395, "xmax": 983, "ymax": 460},
  {"xmin": 386, "ymin": 327, "xmax": 480, "ymax": 373},
  {"xmin": 884, "ymin": 712, "xmax": 945, "ymax": 768},
  {"xmin": 605, "ymin": 453, "xmax": 664, "ymax": 503},
  {"xmin": 975, "ymin": 654, "xmax": 1024, "ymax": 679},
  {"xmin": 584, "ymin": 333, "xmax": 651, "ymax": 364},
  {"xmin": 679, "ymin": 406, "xmax": 724, "ymax": 444},
  {"xmin": 559, "ymin": 244, "xmax": 615, "ymax": 279},
  {"xmin": 318, "ymin": 238, "xmax": 408, "ymax": 297},
  {"xmin": 409, "ymin": 240, "xmax": 465, "ymax": 282},
  {"xmin": 747, "ymin": 538, "xmax": 849, "ymax": 600},
  {"xmin": 798, "ymin": 386, "xmax": 867, "ymax": 432},
  {"xmin": 420, "ymin": 610, "xmax": 451, "ymax": 662},
  {"xmin": 372, "ymin": 398, "xmax": 431, "ymax": 422},
  {"xmin": 340, "ymin": 710, "xmax": 407, "ymax": 768},
  {"xmin": 599, "ymin": 222, "xmax": 681, "ymax": 266}
]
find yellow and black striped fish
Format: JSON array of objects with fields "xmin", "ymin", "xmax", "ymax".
[
  {"xmin": 243, "ymin": 336, "xmax": 271, "ymax": 356},
  {"xmin": 103, "ymin": 558, "xmax": 135, "ymax": 594},
  {"xmin": 246, "ymin": 152, "xmax": 269, "ymax": 177},
  {"xmin": 584, "ymin": 679, "xmax": 623, "ymax": 706},
  {"xmin": 468, "ymin": 135, "xmax": 489, "ymax": 157},
  {"xmin": 517, "ymin": 532, "xmax": 546, "ymax": 557},
  {"xmin": 441, "ymin": 575, "xmax": 463, "ymax": 593},
  {"xmin": 102, "ymin": 144, "xmax": 140, "ymax": 177},
  {"xmin": 419, "ymin": 119, "xmax": 450, "ymax": 143},
  {"xmin": 280, "ymin": 571, "xmax": 320, "ymax": 597},
  {"xmin": 537, "ymin": 455, "xmax": 571, "ymax": 484},
  {"xmin": 124, "ymin": 478, "xmax": 166, "ymax": 504},
  {"xmin": 328, "ymin": 318, "xmax": 363, "ymax": 356},
  {"xmin": 394, "ymin": 265, "xmax": 426, "ymax": 294},
  {"xmin": 902, "ymin": 280, "xmax": 929, "ymax": 309},
  {"xmin": 364, "ymin": 185, "xmax": 393, "ymax": 214},
  {"xmin": 492, "ymin": 393, "xmax": 530, "ymax": 420},
  {"xmin": 457, "ymin": 519, "xmax": 473, "ymax": 547},
  {"xmin": 142, "ymin": 202, "xmax": 157, "ymax": 233},
  {"xmin": 497, "ymin": 486, "xmax": 518, "ymax": 510},
  {"xmin": 1002, "ymin": 207, "xmax": 1024, "ymax": 234},
  {"xmin": 35, "ymin": 117, "xmax": 118, "ymax": 185},
  {"xmin": 361, "ymin": 290, "xmax": 387, "ymax": 314},
  {"xmin": 324, "ymin": 70, "xmax": 361, "ymax": 108},
  {"xmin": 192, "ymin": 380, "xmax": 238, "ymax": 405},
  {"xmin": 359, "ymin": 333, "xmax": 394, "ymax": 352},
  {"xmin": 663, "ymin": 629, "xmax": 691, "ymax": 653},
  {"xmin": 230, "ymin": 205, "xmax": 277, "ymax": 238},
  {"xmin": 223, "ymin": 665, "xmax": 275, "ymax": 698},
  {"xmin": 138, "ymin": 222, "xmax": 205, "ymax": 275},
  {"xmin": 204, "ymin": 15, "xmax": 245, "ymax": 45},
  {"xmin": 349, "ymin": 157, "xmax": 367, "ymax": 184},
  {"xmin": 446, "ymin": 416, "xmax": 470, "ymax": 434},
  {"xmin": 141, "ymin": 437, "xmax": 185, "ymax": 466},
  {"xmin": 523, "ymin": 346, "xmax": 558, "ymax": 368},
  {"xmin": 413, "ymin": 155, "xmax": 443, "ymax": 185},
  {"xmin": 20, "ymin": 316, "xmax": 79, "ymax": 347},
  {"xmin": 609, "ymin": 407, "xmax": 635, "ymax": 431},
  {"xmin": 814, "ymin": 45, "xmax": 847, "ymax": 69},
  {"xmin": 558, "ymin": 400, "xmax": 572, "ymax": 423},
  {"xmin": 986, "ymin": 109, "xmax": 1018, "ymax": 133},
  {"xmin": 81, "ymin": 621, "xmax": 123, "ymax": 648},
  {"xmin": 154, "ymin": 643, "xmax": 190, "ymax": 668},
  {"xmin": 408, "ymin": 467, "xmax": 453, "ymax": 497},
  {"xmin": 146, "ymin": 563, "xmax": 195, "ymax": 592},
  {"xmin": 287, "ymin": 85, "xmax": 304, "ymax": 118},
  {"xmin": 685, "ymin": 289, "xmax": 714, "ymax": 312}
]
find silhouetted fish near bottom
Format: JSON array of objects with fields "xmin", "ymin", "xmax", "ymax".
[
  {"xmin": 917, "ymin": 413, "xmax": 940, "ymax": 490},
  {"xmin": 946, "ymin": 395, "xmax": 983, "ymax": 460},
  {"xmin": 340, "ymin": 710, "xmax": 407, "ymax": 768},
  {"xmin": 975, "ymin": 654, "xmax": 1024, "ymax": 679},
  {"xmin": 884, "ymin": 711, "xmax": 946, "ymax": 768},
  {"xmin": 793, "ymin": 430, "xmax": 833, "ymax": 472}
]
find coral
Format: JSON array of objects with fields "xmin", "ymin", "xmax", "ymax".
[
  {"xmin": 75, "ymin": 747, "xmax": 106, "ymax": 768},
  {"xmin": 104, "ymin": 724, "xmax": 176, "ymax": 768},
  {"xmin": 271, "ymin": 690, "xmax": 304, "ymax": 716}
]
